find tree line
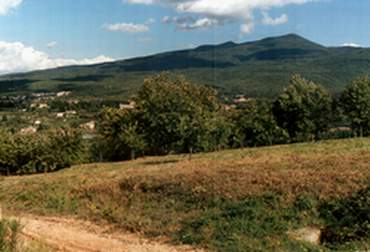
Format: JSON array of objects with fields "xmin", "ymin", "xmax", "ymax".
[
  {"xmin": 1, "ymin": 73, "xmax": 370, "ymax": 174},
  {"xmin": 94, "ymin": 73, "xmax": 370, "ymax": 161}
]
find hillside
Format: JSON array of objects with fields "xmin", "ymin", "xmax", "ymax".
[
  {"xmin": 0, "ymin": 138, "xmax": 369, "ymax": 251},
  {"xmin": 1, "ymin": 34, "xmax": 370, "ymax": 99}
]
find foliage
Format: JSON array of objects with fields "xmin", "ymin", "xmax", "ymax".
[
  {"xmin": 175, "ymin": 194, "xmax": 327, "ymax": 252},
  {"xmin": 96, "ymin": 108, "xmax": 146, "ymax": 161},
  {"xmin": 340, "ymin": 75, "xmax": 370, "ymax": 136},
  {"xmin": 135, "ymin": 73, "xmax": 231, "ymax": 155},
  {"xmin": 230, "ymin": 99, "xmax": 289, "ymax": 147},
  {"xmin": 0, "ymin": 128, "xmax": 84, "ymax": 175},
  {"xmin": 96, "ymin": 73, "xmax": 232, "ymax": 160},
  {"xmin": 320, "ymin": 186, "xmax": 370, "ymax": 246},
  {"xmin": 273, "ymin": 75, "xmax": 332, "ymax": 142},
  {"xmin": 0, "ymin": 219, "xmax": 20, "ymax": 252}
]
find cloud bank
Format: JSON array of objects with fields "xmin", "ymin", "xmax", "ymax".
[
  {"xmin": 0, "ymin": 41, "xmax": 114, "ymax": 74},
  {"xmin": 341, "ymin": 43, "xmax": 361, "ymax": 48},
  {"xmin": 262, "ymin": 12, "xmax": 288, "ymax": 26},
  {"xmin": 125, "ymin": 0, "xmax": 315, "ymax": 34},
  {"xmin": 46, "ymin": 41, "xmax": 58, "ymax": 49},
  {"xmin": 106, "ymin": 22, "xmax": 150, "ymax": 33},
  {"xmin": 0, "ymin": 0, "xmax": 22, "ymax": 15}
]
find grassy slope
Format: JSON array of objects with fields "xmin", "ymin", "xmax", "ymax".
[{"xmin": 0, "ymin": 138, "xmax": 369, "ymax": 251}]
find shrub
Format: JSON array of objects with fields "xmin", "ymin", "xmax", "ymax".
[
  {"xmin": 0, "ymin": 128, "xmax": 84, "ymax": 175},
  {"xmin": 320, "ymin": 186, "xmax": 370, "ymax": 245},
  {"xmin": 0, "ymin": 219, "xmax": 20, "ymax": 252}
]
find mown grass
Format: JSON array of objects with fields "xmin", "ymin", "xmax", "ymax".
[{"xmin": 0, "ymin": 138, "xmax": 369, "ymax": 251}]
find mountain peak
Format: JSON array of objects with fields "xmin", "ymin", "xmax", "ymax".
[
  {"xmin": 218, "ymin": 41, "xmax": 237, "ymax": 48},
  {"xmin": 253, "ymin": 33, "xmax": 325, "ymax": 50}
]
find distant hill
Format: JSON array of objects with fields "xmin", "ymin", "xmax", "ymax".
[{"xmin": 1, "ymin": 33, "xmax": 370, "ymax": 99}]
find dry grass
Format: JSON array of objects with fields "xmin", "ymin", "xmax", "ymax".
[
  {"xmin": 0, "ymin": 138, "xmax": 369, "ymax": 251},
  {"xmin": 0, "ymin": 138, "xmax": 369, "ymax": 213}
]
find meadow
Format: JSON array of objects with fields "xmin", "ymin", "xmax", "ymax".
[{"xmin": 0, "ymin": 138, "xmax": 368, "ymax": 251}]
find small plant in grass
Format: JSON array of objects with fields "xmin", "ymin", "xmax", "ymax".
[
  {"xmin": 319, "ymin": 186, "xmax": 370, "ymax": 246},
  {"xmin": 0, "ymin": 219, "xmax": 21, "ymax": 252},
  {"xmin": 175, "ymin": 194, "xmax": 322, "ymax": 252}
]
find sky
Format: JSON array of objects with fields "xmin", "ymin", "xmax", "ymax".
[{"xmin": 0, "ymin": 0, "xmax": 369, "ymax": 74}]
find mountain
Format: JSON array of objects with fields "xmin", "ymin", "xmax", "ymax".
[{"xmin": 1, "ymin": 33, "xmax": 370, "ymax": 99}]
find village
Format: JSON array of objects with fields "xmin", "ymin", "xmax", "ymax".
[{"xmin": 0, "ymin": 90, "xmax": 252, "ymax": 137}]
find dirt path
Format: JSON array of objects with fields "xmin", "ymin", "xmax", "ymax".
[{"xmin": 11, "ymin": 215, "xmax": 205, "ymax": 252}]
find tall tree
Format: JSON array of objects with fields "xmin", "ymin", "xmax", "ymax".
[
  {"xmin": 135, "ymin": 73, "xmax": 230, "ymax": 155},
  {"xmin": 231, "ymin": 100, "xmax": 288, "ymax": 147},
  {"xmin": 340, "ymin": 75, "xmax": 370, "ymax": 137},
  {"xmin": 273, "ymin": 75, "xmax": 332, "ymax": 142}
]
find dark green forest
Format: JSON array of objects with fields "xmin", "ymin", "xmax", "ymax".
[{"xmin": 2, "ymin": 34, "xmax": 370, "ymax": 99}]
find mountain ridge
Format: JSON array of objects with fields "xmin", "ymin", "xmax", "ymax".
[{"xmin": 1, "ymin": 33, "xmax": 370, "ymax": 98}]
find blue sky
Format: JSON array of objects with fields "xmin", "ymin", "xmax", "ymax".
[{"xmin": 0, "ymin": 0, "xmax": 369, "ymax": 73}]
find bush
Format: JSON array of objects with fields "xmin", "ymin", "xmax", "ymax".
[
  {"xmin": 320, "ymin": 186, "xmax": 370, "ymax": 245},
  {"xmin": 0, "ymin": 128, "xmax": 84, "ymax": 175},
  {"xmin": 0, "ymin": 219, "xmax": 20, "ymax": 252}
]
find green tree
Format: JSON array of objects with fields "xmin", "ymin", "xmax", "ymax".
[
  {"xmin": 273, "ymin": 75, "xmax": 332, "ymax": 142},
  {"xmin": 340, "ymin": 75, "xmax": 370, "ymax": 137},
  {"xmin": 97, "ymin": 108, "xmax": 146, "ymax": 161},
  {"xmin": 230, "ymin": 100, "xmax": 288, "ymax": 147},
  {"xmin": 135, "ymin": 73, "xmax": 230, "ymax": 155}
]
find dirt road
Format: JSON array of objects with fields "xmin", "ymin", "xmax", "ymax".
[{"xmin": 12, "ymin": 215, "xmax": 205, "ymax": 252}]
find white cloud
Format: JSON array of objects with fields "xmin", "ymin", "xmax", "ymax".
[
  {"xmin": 0, "ymin": 41, "xmax": 114, "ymax": 74},
  {"xmin": 106, "ymin": 22, "xmax": 149, "ymax": 33},
  {"xmin": 0, "ymin": 0, "xmax": 22, "ymax": 15},
  {"xmin": 46, "ymin": 41, "xmax": 58, "ymax": 49},
  {"xmin": 162, "ymin": 16, "xmax": 220, "ymax": 30},
  {"xmin": 261, "ymin": 11, "xmax": 288, "ymax": 26},
  {"xmin": 124, "ymin": 0, "xmax": 316, "ymax": 34},
  {"xmin": 145, "ymin": 18, "xmax": 156, "ymax": 24},
  {"xmin": 341, "ymin": 43, "xmax": 361, "ymax": 48},
  {"xmin": 240, "ymin": 23, "xmax": 255, "ymax": 34}
]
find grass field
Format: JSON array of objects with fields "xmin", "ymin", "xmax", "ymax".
[{"xmin": 0, "ymin": 138, "xmax": 369, "ymax": 251}]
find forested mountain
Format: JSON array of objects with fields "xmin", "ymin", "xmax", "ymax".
[{"xmin": 1, "ymin": 34, "xmax": 370, "ymax": 98}]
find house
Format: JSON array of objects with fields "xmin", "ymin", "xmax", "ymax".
[
  {"xmin": 223, "ymin": 104, "xmax": 236, "ymax": 111},
  {"xmin": 56, "ymin": 91, "xmax": 72, "ymax": 97},
  {"xmin": 233, "ymin": 95, "xmax": 248, "ymax": 104},
  {"xmin": 80, "ymin": 121, "xmax": 96, "ymax": 131},
  {"xmin": 31, "ymin": 103, "xmax": 49, "ymax": 109},
  {"xmin": 56, "ymin": 110, "xmax": 76, "ymax": 118},
  {"xmin": 66, "ymin": 110, "xmax": 77, "ymax": 116},
  {"xmin": 120, "ymin": 101, "xmax": 136, "ymax": 110},
  {"xmin": 20, "ymin": 126, "xmax": 37, "ymax": 134}
]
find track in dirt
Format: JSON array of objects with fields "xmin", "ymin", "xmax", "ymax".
[{"xmin": 12, "ymin": 215, "xmax": 205, "ymax": 252}]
